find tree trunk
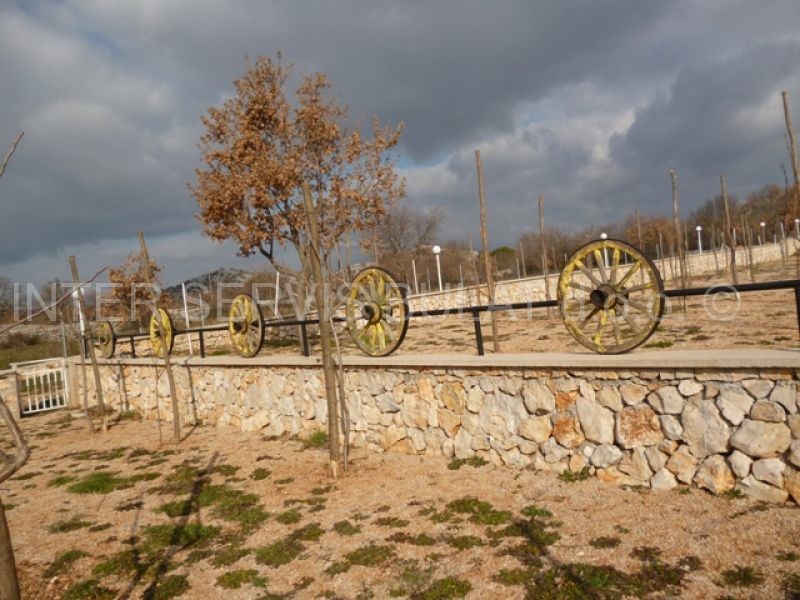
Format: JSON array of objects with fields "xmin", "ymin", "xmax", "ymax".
[
  {"xmin": 69, "ymin": 256, "xmax": 107, "ymax": 431},
  {"xmin": 0, "ymin": 499, "xmax": 19, "ymax": 600},
  {"xmin": 475, "ymin": 150, "xmax": 500, "ymax": 350},
  {"xmin": 137, "ymin": 232, "xmax": 181, "ymax": 444},
  {"xmin": 302, "ymin": 182, "xmax": 340, "ymax": 478}
]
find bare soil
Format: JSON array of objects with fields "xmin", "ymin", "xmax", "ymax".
[{"xmin": 2, "ymin": 410, "xmax": 798, "ymax": 599}]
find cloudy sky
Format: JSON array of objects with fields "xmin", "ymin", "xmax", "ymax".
[{"xmin": 1, "ymin": 1, "xmax": 799, "ymax": 285}]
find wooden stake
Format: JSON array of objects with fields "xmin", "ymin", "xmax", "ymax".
[
  {"xmin": 475, "ymin": 150, "xmax": 500, "ymax": 351},
  {"xmin": 538, "ymin": 194, "xmax": 553, "ymax": 318},
  {"xmin": 519, "ymin": 241, "xmax": 527, "ymax": 278},
  {"xmin": 670, "ymin": 170, "xmax": 687, "ymax": 310},
  {"xmin": 301, "ymin": 182, "xmax": 341, "ymax": 479},
  {"xmin": 137, "ymin": 232, "xmax": 181, "ymax": 445},
  {"xmin": 721, "ymin": 175, "xmax": 738, "ymax": 284},
  {"xmin": 69, "ymin": 256, "xmax": 107, "ymax": 431},
  {"xmin": 782, "ymin": 91, "xmax": 800, "ymax": 223}
]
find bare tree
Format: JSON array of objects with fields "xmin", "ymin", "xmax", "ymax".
[
  {"xmin": 370, "ymin": 205, "xmax": 443, "ymax": 278},
  {"xmin": 0, "ymin": 131, "xmax": 27, "ymax": 600}
]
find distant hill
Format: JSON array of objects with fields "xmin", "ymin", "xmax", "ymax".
[{"xmin": 164, "ymin": 267, "xmax": 252, "ymax": 297}]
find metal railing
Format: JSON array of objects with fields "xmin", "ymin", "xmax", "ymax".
[{"xmin": 108, "ymin": 279, "xmax": 800, "ymax": 359}]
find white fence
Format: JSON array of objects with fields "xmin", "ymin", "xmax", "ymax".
[{"xmin": 7, "ymin": 359, "xmax": 71, "ymax": 416}]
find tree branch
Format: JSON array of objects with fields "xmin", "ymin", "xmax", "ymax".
[
  {"xmin": 0, "ymin": 398, "xmax": 30, "ymax": 484},
  {"xmin": 0, "ymin": 132, "xmax": 24, "ymax": 180}
]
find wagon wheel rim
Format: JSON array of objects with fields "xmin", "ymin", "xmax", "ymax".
[
  {"xmin": 149, "ymin": 308, "xmax": 174, "ymax": 358},
  {"xmin": 229, "ymin": 294, "xmax": 264, "ymax": 358},
  {"xmin": 94, "ymin": 320, "xmax": 116, "ymax": 359},
  {"xmin": 346, "ymin": 267, "xmax": 409, "ymax": 356},
  {"xmin": 558, "ymin": 239, "xmax": 664, "ymax": 354}
]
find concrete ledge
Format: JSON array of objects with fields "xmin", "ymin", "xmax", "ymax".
[{"xmin": 95, "ymin": 349, "xmax": 800, "ymax": 370}]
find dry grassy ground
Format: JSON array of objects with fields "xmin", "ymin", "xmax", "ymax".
[{"xmin": 2, "ymin": 410, "xmax": 798, "ymax": 599}]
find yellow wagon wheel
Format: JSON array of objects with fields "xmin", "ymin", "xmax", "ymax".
[
  {"xmin": 558, "ymin": 239, "xmax": 665, "ymax": 354},
  {"xmin": 228, "ymin": 294, "xmax": 265, "ymax": 358},
  {"xmin": 94, "ymin": 320, "xmax": 116, "ymax": 359},
  {"xmin": 149, "ymin": 308, "xmax": 175, "ymax": 358},
  {"xmin": 346, "ymin": 267, "xmax": 409, "ymax": 357}
]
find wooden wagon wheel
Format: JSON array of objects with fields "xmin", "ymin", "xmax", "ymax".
[
  {"xmin": 345, "ymin": 267, "xmax": 409, "ymax": 356},
  {"xmin": 228, "ymin": 294, "xmax": 265, "ymax": 358},
  {"xmin": 558, "ymin": 239, "xmax": 665, "ymax": 354},
  {"xmin": 93, "ymin": 320, "xmax": 116, "ymax": 359},
  {"xmin": 149, "ymin": 308, "xmax": 175, "ymax": 358}
]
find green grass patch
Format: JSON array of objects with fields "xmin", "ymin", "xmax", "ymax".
[
  {"xmin": 333, "ymin": 520, "xmax": 360, "ymax": 536},
  {"xmin": 276, "ymin": 509, "xmax": 302, "ymax": 524},
  {"xmin": 720, "ymin": 566, "xmax": 764, "ymax": 587},
  {"xmin": 302, "ymin": 429, "xmax": 328, "ymax": 449},
  {"xmin": 48, "ymin": 475, "xmax": 77, "ymax": 487},
  {"xmin": 777, "ymin": 550, "xmax": 799, "ymax": 562},
  {"xmin": 589, "ymin": 536, "xmax": 621, "ymax": 549},
  {"xmin": 274, "ymin": 477, "xmax": 294, "ymax": 485},
  {"xmin": 66, "ymin": 470, "xmax": 156, "ymax": 494},
  {"xmin": 63, "ymin": 579, "xmax": 116, "ymax": 600},
  {"xmin": 144, "ymin": 574, "xmax": 189, "ymax": 600},
  {"xmin": 447, "ymin": 456, "xmax": 488, "ymax": 470},
  {"xmin": 445, "ymin": 497, "xmax": 511, "ymax": 526},
  {"xmin": 93, "ymin": 549, "xmax": 142, "ymax": 578},
  {"xmin": 254, "ymin": 539, "xmax": 304, "ymax": 568},
  {"xmin": 292, "ymin": 522, "xmax": 325, "ymax": 542},
  {"xmin": 210, "ymin": 544, "xmax": 251, "ymax": 568},
  {"xmin": 216, "ymin": 569, "xmax": 267, "ymax": 590},
  {"xmin": 48, "ymin": 516, "xmax": 93, "ymax": 533},
  {"xmin": 140, "ymin": 523, "xmax": 220, "ymax": 554},
  {"xmin": 493, "ymin": 568, "xmax": 535, "ymax": 586},
  {"xmin": 644, "ymin": 339, "xmax": 673, "ymax": 349},
  {"xmin": 43, "ymin": 549, "xmax": 90, "ymax": 578},
  {"xmin": 374, "ymin": 516, "xmax": 410, "ymax": 528},
  {"xmin": 213, "ymin": 464, "xmax": 239, "ymax": 477},
  {"xmin": 250, "ymin": 468, "xmax": 270, "ymax": 481},
  {"xmin": 444, "ymin": 535, "xmax": 483, "ymax": 550},
  {"xmin": 558, "ymin": 467, "xmax": 591, "ymax": 483},
  {"xmin": 387, "ymin": 532, "xmax": 436, "ymax": 546},
  {"xmin": 418, "ymin": 576, "xmax": 472, "ymax": 599}
]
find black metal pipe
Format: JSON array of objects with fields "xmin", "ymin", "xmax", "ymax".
[
  {"xmin": 199, "ymin": 330, "xmax": 206, "ymax": 358},
  {"xmin": 472, "ymin": 310, "xmax": 485, "ymax": 356},
  {"xmin": 300, "ymin": 322, "xmax": 310, "ymax": 357},
  {"xmin": 130, "ymin": 336, "xmax": 136, "ymax": 358},
  {"xmin": 795, "ymin": 285, "xmax": 800, "ymax": 341}
]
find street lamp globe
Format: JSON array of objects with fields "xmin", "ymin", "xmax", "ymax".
[
  {"xmin": 600, "ymin": 232, "xmax": 608, "ymax": 240},
  {"xmin": 432, "ymin": 245, "xmax": 441, "ymax": 255},
  {"xmin": 695, "ymin": 225, "xmax": 702, "ymax": 232}
]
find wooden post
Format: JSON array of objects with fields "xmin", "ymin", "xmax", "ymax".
[
  {"xmin": 519, "ymin": 241, "xmax": 527, "ymax": 278},
  {"xmin": 670, "ymin": 170, "xmax": 687, "ymax": 310},
  {"xmin": 538, "ymin": 194, "xmax": 553, "ymax": 317},
  {"xmin": 137, "ymin": 232, "xmax": 181, "ymax": 444},
  {"xmin": 468, "ymin": 231, "xmax": 481, "ymax": 302},
  {"xmin": 475, "ymin": 150, "xmax": 500, "ymax": 351},
  {"xmin": 711, "ymin": 224, "xmax": 720, "ymax": 273},
  {"xmin": 301, "ymin": 182, "xmax": 341, "ymax": 478},
  {"xmin": 783, "ymin": 91, "xmax": 800, "ymax": 224},
  {"xmin": 69, "ymin": 256, "xmax": 107, "ymax": 431},
  {"xmin": 721, "ymin": 176, "xmax": 738, "ymax": 284}
]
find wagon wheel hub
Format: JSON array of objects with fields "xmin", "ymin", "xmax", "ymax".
[
  {"xmin": 362, "ymin": 302, "xmax": 382, "ymax": 325},
  {"xmin": 589, "ymin": 284, "xmax": 630, "ymax": 310}
]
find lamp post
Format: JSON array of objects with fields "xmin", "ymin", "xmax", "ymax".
[
  {"xmin": 600, "ymin": 232, "xmax": 609, "ymax": 266},
  {"xmin": 432, "ymin": 245, "xmax": 443, "ymax": 292},
  {"xmin": 695, "ymin": 225, "xmax": 703, "ymax": 253},
  {"xmin": 795, "ymin": 218, "xmax": 799, "ymax": 239},
  {"xmin": 760, "ymin": 221, "xmax": 766, "ymax": 245},
  {"xmin": 411, "ymin": 259, "xmax": 419, "ymax": 295}
]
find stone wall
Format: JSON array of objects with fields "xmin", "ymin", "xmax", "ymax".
[
  {"xmin": 78, "ymin": 353, "xmax": 800, "ymax": 505},
  {"xmin": 407, "ymin": 241, "xmax": 789, "ymax": 312}
]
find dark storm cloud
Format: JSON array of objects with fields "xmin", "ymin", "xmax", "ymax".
[{"xmin": 0, "ymin": 1, "xmax": 799, "ymax": 284}]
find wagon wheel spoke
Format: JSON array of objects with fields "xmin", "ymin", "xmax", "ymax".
[
  {"xmin": 558, "ymin": 238, "xmax": 663, "ymax": 354},
  {"xmin": 593, "ymin": 249, "xmax": 609, "ymax": 284},
  {"xmin": 346, "ymin": 267, "xmax": 408, "ymax": 356}
]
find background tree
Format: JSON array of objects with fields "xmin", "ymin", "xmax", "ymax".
[
  {"xmin": 191, "ymin": 54, "xmax": 405, "ymax": 298},
  {"xmin": 106, "ymin": 251, "xmax": 167, "ymax": 328},
  {"xmin": 0, "ymin": 276, "xmax": 13, "ymax": 320},
  {"xmin": 370, "ymin": 205, "xmax": 443, "ymax": 280}
]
